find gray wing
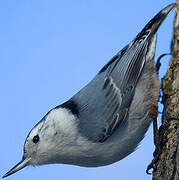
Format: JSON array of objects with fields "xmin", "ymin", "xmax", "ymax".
[
  {"xmin": 71, "ymin": 40, "xmax": 148, "ymax": 142},
  {"xmin": 66, "ymin": 4, "xmax": 175, "ymax": 142},
  {"xmin": 57, "ymin": 4, "xmax": 175, "ymax": 143}
]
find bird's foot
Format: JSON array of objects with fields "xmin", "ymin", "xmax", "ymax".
[{"xmin": 146, "ymin": 117, "xmax": 179, "ymax": 175}]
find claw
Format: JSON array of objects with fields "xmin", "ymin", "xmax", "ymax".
[{"xmin": 146, "ymin": 117, "xmax": 179, "ymax": 175}]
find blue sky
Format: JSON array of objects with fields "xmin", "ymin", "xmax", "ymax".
[{"xmin": 0, "ymin": 0, "xmax": 175, "ymax": 179}]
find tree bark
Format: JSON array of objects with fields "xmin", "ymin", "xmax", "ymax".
[{"xmin": 153, "ymin": 2, "xmax": 179, "ymax": 180}]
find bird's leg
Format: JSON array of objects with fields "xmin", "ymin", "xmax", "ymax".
[
  {"xmin": 146, "ymin": 117, "xmax": 179, "ymax": 175},
  {"xmin": 146, "ymin": 117, "xmax": 161, "ymax": 174}
]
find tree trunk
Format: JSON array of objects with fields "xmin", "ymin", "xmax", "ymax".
[{"xmin": 152, "ymin": 2, "xmax": 179, "ymax": 180}]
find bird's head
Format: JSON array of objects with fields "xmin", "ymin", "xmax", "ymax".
[{"xmin": 3, "ymin": 107, "xmax": 80, "ymax": 178}]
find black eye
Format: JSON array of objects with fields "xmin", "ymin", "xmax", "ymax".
[{"xmin": 33, "ymin": 135, "xmax": 40, "ymax": 144}]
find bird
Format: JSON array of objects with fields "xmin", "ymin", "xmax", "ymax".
[{"xmin": 3, "ymin": 3, "xmax": 175, "ymax": 178}]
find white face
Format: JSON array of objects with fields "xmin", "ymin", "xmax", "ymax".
[
  {"xmin": 23, "ymin": 108, "xmax": 82, "ymax": 166},
  {"xmin": 3, "ymin": 107, "xmax": 86, "ymax": 178},
  {"xmin": 23, "ymin": 119, "xmax": 44, "ymax": 165}
]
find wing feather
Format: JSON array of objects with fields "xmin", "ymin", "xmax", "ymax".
[
  {"xmin": 60, "ymin": 3, "xmax": 175, "ymax": 142},
  {"xmin": 71, "ymin": 41, "xmax": 148, "ymax": 142}
]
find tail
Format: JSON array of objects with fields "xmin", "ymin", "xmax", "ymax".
[{"xmin": 134, "ymin": 3, "xmax": 176, "ymax": 43}]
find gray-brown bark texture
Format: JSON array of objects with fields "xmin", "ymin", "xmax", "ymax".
[{"xmin": 153, "ymin": 2, "xmax": 179, "ymax": 180}]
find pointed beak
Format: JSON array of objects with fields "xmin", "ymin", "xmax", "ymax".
[{"xmin": 2, "ymin": 157, "xmax": 31, "ymax": 178}]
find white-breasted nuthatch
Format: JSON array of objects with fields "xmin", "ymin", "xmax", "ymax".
[{"xmin": 3, "ymin": 3, "xmax": 175, "ymax": 178}]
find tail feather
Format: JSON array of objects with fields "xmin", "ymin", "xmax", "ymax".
[{"xmin": 134, "ymin": 3, "xmax": 176, "ymax": 43}]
